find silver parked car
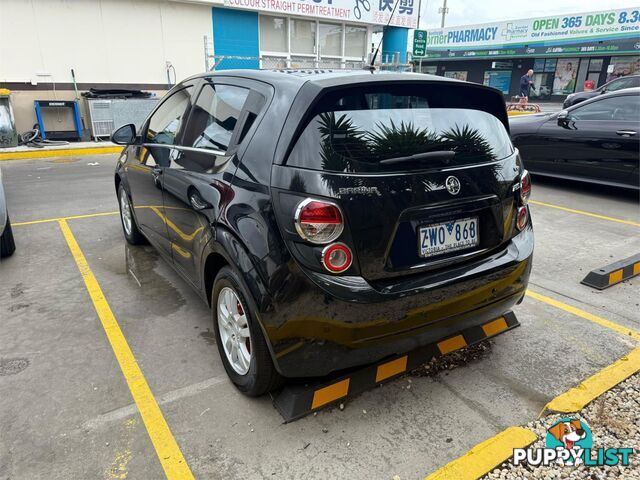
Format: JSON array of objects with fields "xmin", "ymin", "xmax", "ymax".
[{"xmin": 0, "ymin": 167, "xmax": 15, "ymax": 258}]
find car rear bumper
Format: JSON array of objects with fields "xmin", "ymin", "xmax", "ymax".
[{"xmin": 262, "ymin": 227, "xmax": 534, "ymax": 377}]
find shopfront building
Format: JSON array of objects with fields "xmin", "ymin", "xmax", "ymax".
[
  {"xmin": 2, "ymin": 0, "xmax": 418, "ymax": 134},
  {"xmin": 413, "ymin": 7, "xmax": 640, "ymax": 100},
  {"xmin": 211, "ymin": 0, "xmax": 419, "ymax": 69}
]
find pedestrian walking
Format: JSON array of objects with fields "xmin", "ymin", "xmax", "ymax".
[{"xmin": 519, "ymin": 69, "xmax": 535, "ymax": 104}]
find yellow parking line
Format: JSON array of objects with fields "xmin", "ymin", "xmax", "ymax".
[
  {"xmin": 426, "ymin": 291, "xmax": 640, "ymax": 479},
  {"xmin": 13, "ymin": 211, "xmax": 119, "ymax": 227},
  {"xmin": 545, "ymin": 347, "xmax": 640, "ymax": 413},
  {"xmin": 526, "ymin": 290, "xmax": 640, "ymax": 341},
  {"xmin": 0, "ymin": 146, "xmax": 122, "ymax": 161},
  {"xmin": 424, "ymin": 427, "xmax": 537, "ymax": 480},
  {"xmin": 426, "ymin": 346, "xmax": 640, "ymax": 479},
  {"xmin": 529, "ymin": 200, "xmax": 640, "ymax": 227},
  {"xmin": 58, "ymin": 219, "xmax": 194, "ymax": 480}
]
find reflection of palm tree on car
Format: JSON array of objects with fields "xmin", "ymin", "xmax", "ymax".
[
  {"xmin": 318, "ymin": 112, "xmax": 496, "ymax": 169},
  {"xmin": 318, "ymin": 112, "xmax": 498, "ymax": 195}
]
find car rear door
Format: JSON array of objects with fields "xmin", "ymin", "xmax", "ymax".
[
  {"xmin": 126, "ymin": 85, "xmax": 194, "ymax": 256},
  {"xmin": 161, "ymin": 77, "xmax": 259, "ymax": 287}
]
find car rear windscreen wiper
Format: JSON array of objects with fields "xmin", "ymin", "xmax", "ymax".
[{"xmin": 378, "ymin": 150, "xmax": 456, "ymax": 166}]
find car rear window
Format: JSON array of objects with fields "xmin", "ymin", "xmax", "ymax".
[{"xmin": 286, "ymin": 83, "xmax": 513, "ymax": 173}]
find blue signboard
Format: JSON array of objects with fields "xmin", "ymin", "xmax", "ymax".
[{"xmin": 483, "ymin": 71, "xmax": 512, "ymax": 94}]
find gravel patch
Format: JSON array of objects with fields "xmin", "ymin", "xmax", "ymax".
[
  {"xmin": 409, "ymin": 340, "xmax": 492, "ymax": 378},
  {"xmin": 482, "ymin": 372, "xmax": 640, "ymax": 479}
]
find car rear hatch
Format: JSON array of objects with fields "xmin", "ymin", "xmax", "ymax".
[{"xmin": 272, "ymin": 79, "xmax": 520, "ymax": 283}]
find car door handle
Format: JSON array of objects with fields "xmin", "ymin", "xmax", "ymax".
[
  {"xmin": 616, "ymin": 130, "xmax": 637, "ymax": 137},
  {"xmin": 151, "ymin": 167, "xmax": 163, "ymax": 185}
]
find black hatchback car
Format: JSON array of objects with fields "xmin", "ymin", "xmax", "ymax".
[{"xmin": 112, "ymin": 70, "xmax": 533, "ymax": 396}]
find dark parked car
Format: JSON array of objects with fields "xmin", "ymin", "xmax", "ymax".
[
  {"xmin": 0, "ymin": 167, "xmax": 16, "ymax": 258},
  {"xmin": 111, "ymin": 70, "xmax": 533, "ymax": 395},
  {"xmin": 511, "ymin": 88, "xmax": 639, "ymax": 190},
  {"xmin": 563, "ymin": 75, "xmax": 640, "ymax": 108}
]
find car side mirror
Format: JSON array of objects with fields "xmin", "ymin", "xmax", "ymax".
[
  {"xmin": 557, "ymin": 110, "xmax": 571, "ymax": 127},
  {"xmin": 111, "ymin": 124, "xmax": 138, "ymax": 146}
]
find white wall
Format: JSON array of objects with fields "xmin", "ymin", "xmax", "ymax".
[{"xmin": 0, "ymin": 0, "xmax": 213, "ymax": 86}]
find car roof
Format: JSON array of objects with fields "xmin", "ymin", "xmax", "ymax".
[{"xmin": 182, "ymin": 69, "xmax": 460, "ymax": 91}]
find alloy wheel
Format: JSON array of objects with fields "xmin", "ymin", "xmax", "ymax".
[
  {"xmin": 217, "ymin": 286, "xmax": 252, "ymax": 375},
  {"xmin": 119, "ymin": 189, "xmax": 133, "ymax": 236}
]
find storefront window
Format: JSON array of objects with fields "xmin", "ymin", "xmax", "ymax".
[
  {"xmin": 419, "ymin": 65, "xmax": 437, "ymax": 75},
  {"xmin": 345, "ymin": 26, "xmax": 366, "ymax": 58},
  {"xmin": 552, "ymin": 58, "xmax": 578, "ymax": 94},
  {"xmin": 530, "ymin": 73, "xmax": 552, "ymax": 99},
  {"xmin": 444, "ymin": 71, "xmax": 468, "ymax": 81},
  {"xmin": 589, "ymin": 58, "xmax": 604, "ymax": 72},
  {"xmin": 543, "ymin": 59, "xmax": 557, "ymax": 73},
  {"xmin": 533, "ymin": 58, "xmax": 545, "ymax": 72},
  {"xmin": 319, "ymin": 23, "xmax": 342, "ymax": 57},
  {"xmin": 257, "ymin": 18, "xmax": 369, "ymax": 65},
  {"xmin": 575, "ymin": 58, "xmax": 589, "ymax": 92},
  {"xmin": 291, "ymin": 19, "xmax": 316, "ymax": 55},
  {"xmin": 259, "ymin": 15, "xmax": 287, "ymax": 53},
  {"xmin": 584, "ymin": 58, "xmax": 604, "ymax": 88},
  {"xmin": 607, "ymin": 56, "xmax": 640, "ymax": 82}
]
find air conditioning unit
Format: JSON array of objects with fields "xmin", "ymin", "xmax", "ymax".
[
  {"xmin": 86, "ymin": 100, "xmax": 115, "ymax": 140},
  {"xmin": 86, "ymin": 98, "xmax": 159, "ymax": 140}
]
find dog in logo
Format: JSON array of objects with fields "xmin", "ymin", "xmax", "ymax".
[{"xmin": 547, "ymin": 419, "xmax": 587, "ymax": 465}]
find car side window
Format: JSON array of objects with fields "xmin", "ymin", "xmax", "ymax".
[
  {"xmin": 571, "ymin": 96, "xmax": 640, "ymax": 121},
  {"xmin": 181, "ymin": 82, "xmax": 250, "ymax": 153},
  {"xmin": 139, "ymin": 86, "xmax": 193, "ymax": 167},
  {"xmin": 145, "ymin": 87, "xmax": 194, "ymax": 146},
  {"xmin": 606, "ymin": 77, "xmax": 636, "ymax": 92}
]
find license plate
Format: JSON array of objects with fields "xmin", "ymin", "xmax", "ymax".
[{"xmin": 418, "ymin": 217, "xmax": 479, "ymax": 258}]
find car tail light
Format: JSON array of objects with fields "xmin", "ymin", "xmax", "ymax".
[
  {"xmin": 516, "ymin": 206, "xmax": 529, "ymax": 231},
  {"xmin": 520, "ymin": 170, "xmax": 531, "ymax": 205},
  {"xmin": 294, "ymin": 198, "xmax": 344, "ymax": 244},
  {"xmin": 321, "ymin": 243, "xmax": 352, "ymax": 273}
]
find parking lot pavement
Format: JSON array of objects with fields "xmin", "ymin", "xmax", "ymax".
[
  {"xmin": 528, "ymin": 176, "xmax": 640, "ymax": 333},
  {"xmin": 1, "ymin": 155, "xmax": 639, "ymax": 479},
  {"xmin": 2, "ymin": 156, "xmax": 117, "ymax": 223}
]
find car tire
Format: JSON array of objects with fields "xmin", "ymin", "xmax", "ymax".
[
  {"xmin": 118, "ymin": 184, "xmax": 146, "ymax": 245},
  {"xmin": 0, "ymin": 215, "xmax": 16, "ymax": 258},
  {"xmin": 212, "ymin": 266, "xmax": 283, "ymax": 396}
]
